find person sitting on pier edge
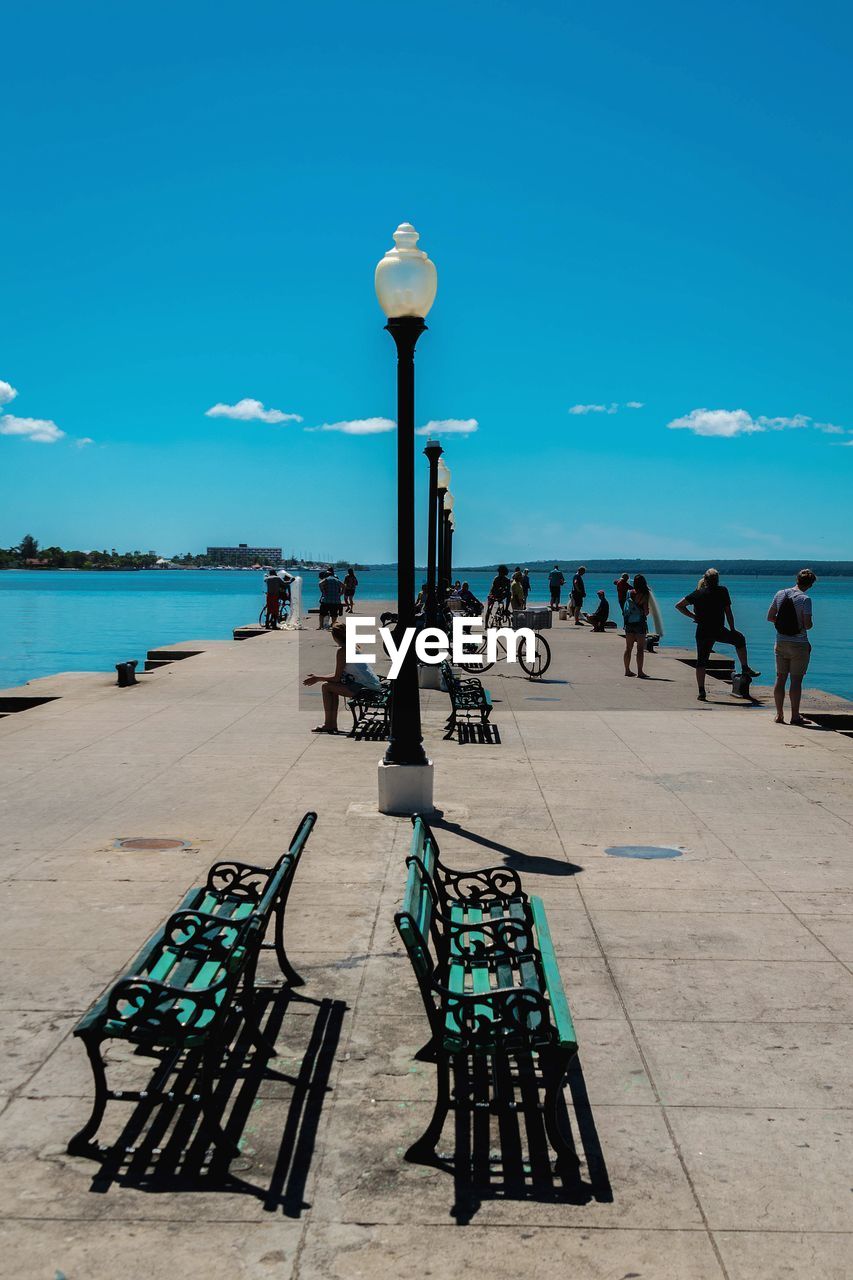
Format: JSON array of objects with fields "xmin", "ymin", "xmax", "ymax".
[
  {"xmin": 303, "ymin": 620, "xmax": 382, "ymax": 734},
  {"xmin": 585, "ymin": 589, "xmax": 610, "ymax": 632},
  {"xmin": 449, "ymin": 581, "xmax": 482, "ymax": 615},
  {"xmin": 548, "ymin": 564, "xmax": 565, "ymax": 610},
  {"xmin": 676, "ymin": 568, "xmax": 760, "ymax": 701},
  {"xmin": 318, "ymin": 566, "xmax": 344, "ymax": 630}
]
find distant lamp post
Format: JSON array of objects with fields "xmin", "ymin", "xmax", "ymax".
[
  {"xmin": 423, "ymin": 437, "xmax": 443, "ymax": 626},
  {"xmin": 443, "ymin": 492, "xmax": 454, "ymax": 595},
  {"xmin": 375, "ymin": 222, "xmax": 437, "ymax": 815},
  {"xmin": 436, "ymin": 458, "xmax": 450, "ymax": 605}
]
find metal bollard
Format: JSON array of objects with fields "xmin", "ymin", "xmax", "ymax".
[{"xmin": 115, "ymin": 660, "xmax": 138, "ymax": 687}]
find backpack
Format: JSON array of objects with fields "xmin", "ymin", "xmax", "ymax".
[
  {"xmin": 775, "ymin": 590, "xmax": 801, "ymax": 637},
  {"xmin": 623, "ymin": 594, "xmax": 644, "ymax": 626}
]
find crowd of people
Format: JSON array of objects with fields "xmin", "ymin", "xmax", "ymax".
[{"xmin": 294, "ymin": 560, "xmax": 820, "ymax": 729}]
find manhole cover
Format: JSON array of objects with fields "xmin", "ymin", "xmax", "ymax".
[
  {"xmin": 605, "ymin": 845, "xmax": 683, "ymax": 860},
  {"xmin": 114, "ymin": 837, "xmax": 192, "ymax": 851}
]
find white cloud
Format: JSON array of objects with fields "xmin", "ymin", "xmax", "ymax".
[
  {"xmin": 305, "ymin": 417, "xmax": 396, "ymax": 436},
  {"xmin": 415, "ymin": 418, "xmax": 479, "ymax": 437},
  {"xmin": 626, "ymin": 401, "xmax": 645, "ymax": 409},
  {"xmin": 0, "ymin": 380, "xmax": 18, "ymax": 406},
  {"xmin": 668, "ymin": 408, "xmax": 849, "ymax": 439},
  {"xmin": 74, "ymin": 437, "xmax": 95, "ymax": 448},
  {"xmin": 0, "ymin": 415, "xmax": 66, "ymax": 444},
  {"xmin": 569, "ymin": 403, "xmax": 617, "ymax": 415},
  {"xmin": 205, "ymin": 398, "xmax": 303, "ymax": 424}
]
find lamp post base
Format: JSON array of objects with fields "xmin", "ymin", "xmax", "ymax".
[
  {"xmin": 418, "ymin": 664, "xmax": 445, "ymax": 690},
  {"xmin": 377, "ymin": 759, "xmax": 435, "ymax": 816}
]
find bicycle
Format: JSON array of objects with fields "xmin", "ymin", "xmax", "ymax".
[
  {"xmin": 259, "ymin": 598, "xmax": 292, "ymax": 629},
  {"xmin": 458, "ymin": 626, "xmax": 551, "ymax": 679}
]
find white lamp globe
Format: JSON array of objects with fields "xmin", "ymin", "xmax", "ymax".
[
  {"xmin": 448, "ymin": 513, "xmax": 456, "ymax": 530},
  {"xmin": 436, "ymin": 458, "xmax": 451, "ymax": 489},
  {"xmin": 444, "ymin": 492, "xmax": 455, "ymax": 512},
  {"xmin": 375, "ymin": 223, "xmax": 438, "ymax": 319}
]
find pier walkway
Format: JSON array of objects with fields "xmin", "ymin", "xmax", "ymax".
[{"xmin": 1, "ymin": 613, "xmax": 851, "ymax": 1278}]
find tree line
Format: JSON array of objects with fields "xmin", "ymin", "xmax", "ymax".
[{"xmin": 0, "ymin": 536, "xmax": 207, "ymax": 570}]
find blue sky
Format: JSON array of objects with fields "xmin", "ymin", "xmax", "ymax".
[{"xmin": 2, "ymin": 0, "xmax": 852, "ymax": 563}]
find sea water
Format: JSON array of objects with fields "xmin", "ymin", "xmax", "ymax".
[{"xmin": 1, "ymin": 569, "xmax": 850, "ymax": 701}]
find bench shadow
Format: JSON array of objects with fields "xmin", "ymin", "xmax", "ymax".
[
  {"xmin": 446, "ymin": 721, "xmax": 502, "ymax": 745},
  {"xmin": 414, "ymin": 1052, "xmax": 612, "ymax": 1224},
  {"xmin": 429, "ymin": 817, "xmax": 583, "ymax": 878},
  {"xmin": 84, "ymin": 990, "xmax": 345, "ymax": 1219}
]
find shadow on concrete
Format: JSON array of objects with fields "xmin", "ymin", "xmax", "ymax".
[
  {"xmin": 84, "ymin": 990, "xmax": 345, "ymax": 1218},
  {"xmin": 445, "ymin": 721, "xmax": 502, "ymax": 745},
  {"xmin": 413, "ymin": 1052, "xmax": 611, "ymax": 1224},
  {"xmin": 429, "ymin": 817, "xmax": 583, "ymax": 878}
]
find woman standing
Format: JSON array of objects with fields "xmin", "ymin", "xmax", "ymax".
[
  {"xmin": 342, "ymin": 567, "xmax": 359, "ymax": 613},
  {"xmin": 623, "ymin": 573, "xmax": 650, "ymax": 677}
]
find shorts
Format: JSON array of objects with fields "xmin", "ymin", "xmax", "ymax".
[
  {"xmin": 696, "ymin": 627, "xmax": 744, "ymax": 666},
  {"xmin": 624, "ymin": 622, "xmax": 647, "ymax": 636},
  {"xmin": 340, "ymin": 674, "xmax": 378, "ymax": 694},
  {"xmin": 775, "ymin": 639, "xmax": 811, "ymax": 679},
  {"xmin": 320, "ymin": 603, "xmax": 342, "ymax": 621}
]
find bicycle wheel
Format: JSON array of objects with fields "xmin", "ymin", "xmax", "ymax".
[
  {"xmin": 519, "ymin": 633, "xmax": 551, "ymax": 678},
  {"xmin": 259, "ymin": 605, "xmax": 270, "ymax": 627}
]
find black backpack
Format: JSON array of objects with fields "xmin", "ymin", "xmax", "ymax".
[{"xmin": 775, "ymin": 591, "xmax": 801, "ymax": 637}]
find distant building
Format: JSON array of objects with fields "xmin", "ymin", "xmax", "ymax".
[{"xmin": 206, "ymin": 543, "xmax": 282, "ymax": 567}]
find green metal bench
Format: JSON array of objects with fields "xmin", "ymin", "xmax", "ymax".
[
  {"xmin": 347, "ymin": 677, "xmax": 392, "ymax": 737},
  {"xmin": 395, "ymin": 815, "xmax": 578, "ymax": 1169},
  {"xmin": 68, "ymin": 811, "xmax": 316, "ymax": 1159},
  {"xmin": 439, "ymin": 659, "xmax": 493, "ymax": 736}
]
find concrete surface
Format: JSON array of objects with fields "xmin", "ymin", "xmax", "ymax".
[{"xmin": 1, "ymin": 609, "xmax": 851, "ymax": 1279}]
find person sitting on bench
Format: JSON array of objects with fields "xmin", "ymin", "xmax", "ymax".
[{"xmin": 585, "ymin": 589, "xmax": 610, "ymax": 631}]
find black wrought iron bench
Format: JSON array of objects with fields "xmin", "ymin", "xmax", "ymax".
[
  {"xmin": 439, "ymin": 659, "xmax": 493, "ymax": 736},
  {"xmin": 67, "ymin": 811, "xmax": 316, "ymax": 1159},
  {"xmin": 395, "ymin": 815, "xmax": 578, "ymax": 1170},
  {"xmin": 347, "ymin": 677, "xmax": 392, "ymax": 737}
]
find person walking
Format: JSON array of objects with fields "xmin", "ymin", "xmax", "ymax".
[
  {"xmin": 342, "ymin": 567, "xmax": 358, "ymax": 613},
  {"xmin": 571, "ymin": 566, "xmax": 587, "ymax": 626},
  {"xmin": 548, "ymin": 564, "xmax": 565, "ymax": 610},
  {"xmin": 622, "ymin": 573, "xmax": 651, "ymax": 677},
  {"xmin": 676, "ymin": 568, "xmax": 759, "ymax": 701},
  {"xmin": 767, "ymin": 569, "xmax": 816, "ymax": 725}
]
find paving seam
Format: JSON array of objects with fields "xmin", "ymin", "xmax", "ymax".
[{"xmin": 290, "ymin": 814, "xmax": 410, "ymax": 1279}]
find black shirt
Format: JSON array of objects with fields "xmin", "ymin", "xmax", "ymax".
[{"xmin": 686, "ymin": 584, "xmax": 731, "ymax": 633}]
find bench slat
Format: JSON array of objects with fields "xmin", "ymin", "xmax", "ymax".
[{"xmin": 530, "ymin": 895, "xmax": 577, "ymax": 1050}]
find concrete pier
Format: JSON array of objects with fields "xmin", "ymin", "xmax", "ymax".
[{"xmin": 1, "ymin": 613, "xmax": 851, "ymax": 1278}]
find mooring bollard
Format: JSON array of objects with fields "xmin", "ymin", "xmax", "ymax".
[
  {"xmin": 731, "ymin": 671, "xmax": 752, "ymax": 699},
  {"xmin": 115, "ymin": 660, "xmax": 138, "ymax": 687},
  {"xmin": 645, "ymin": 633, "xmax": 661, "ymax": 653}
]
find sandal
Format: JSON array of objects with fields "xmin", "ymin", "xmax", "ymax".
[{"xmin": 311, "ymin": 725, "xmax": 340, "ymax": 734}]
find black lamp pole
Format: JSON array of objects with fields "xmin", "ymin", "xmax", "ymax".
[
  {"xmin": 423, "ymin": 438, "xmax": 443, "ymax": 626},
  {"xmin": 446, "ymin": 516, "xmax": 454, "ymax": 588},
  {"xmin": 436, "ymin": 485, "xmax": 446, "ymax": 604},
  {"xmin": 384, "ymin": 316, "xmax": 428, "ymax": 768}
]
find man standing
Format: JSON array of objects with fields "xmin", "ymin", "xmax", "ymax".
[
  {"xmin": 522, "ymin": 568, "xmax": 531, "ymax": 604},
  {"xmin": 614, "ymin": 572, "xmax": 630, "ymax": 611},
  {"xmin": 676, "ymin": 568, "xmax": 760, "ymax": 701},
  {"xmin": 767, "ymin": 569, "xmax": 816, "ymax": 725},
  {"xmin": 571, "ymin": 565, "xmax": 587, "ymax": 626},
  {"xmin": 318, "ymin": 566, "xmax": 344, "ymax": 629},
  {"xmin": 548, "ymin": 564, "xmax": 565, "ymax": 610}
]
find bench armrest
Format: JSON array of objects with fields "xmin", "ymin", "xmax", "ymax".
[
  {"xmin": 443, "ymin": 915, "xmax": 533, "ymax": 955},
  {"xmin": 204, "ymin": 860, "xmax": 270, "ymax": 900},
  {"xmin": 104, "ymin": 971, "xmax": 235, "ymax": 1036},
  {"xmin": 162, "ymin": 909, "xmax": 250, "ymax": 967}
]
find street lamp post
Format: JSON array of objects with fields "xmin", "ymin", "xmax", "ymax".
[
  {"xmin": 423, "ymin": 437, "xmax": 443, "ymax": 627},
  {"xmin": 375, "ymin": 222, "xmax": 437, "ymax": 815},
  {"xmin": 436, "ymin": 457, "xmax": 450, "ymax": 606},
  {"xmin": 443, "ymin": 492, "xmax": 454, "ymax": 594}
]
